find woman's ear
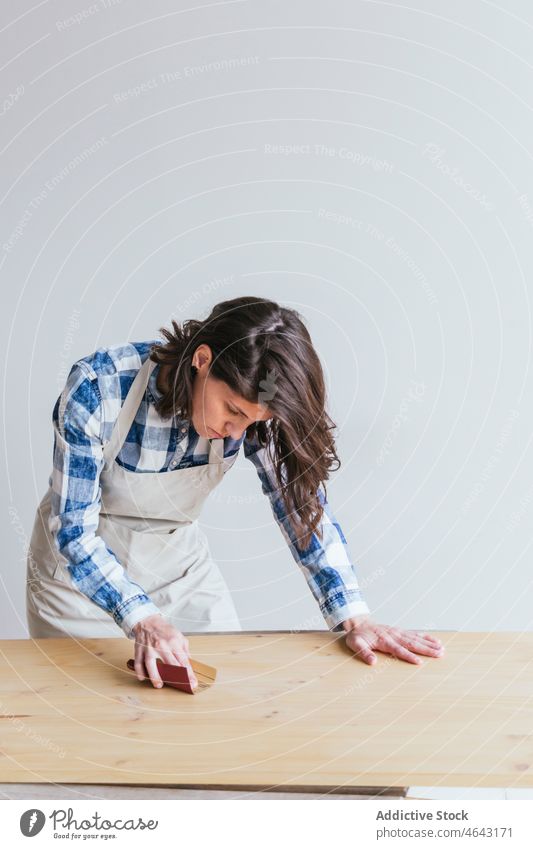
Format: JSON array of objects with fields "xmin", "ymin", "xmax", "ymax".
[{"xmin": 192, "ymin": 344, "xmax": 212, "ymax": 371}]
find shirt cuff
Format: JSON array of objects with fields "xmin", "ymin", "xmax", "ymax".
[
  {"xmin": 113, "ymin": 595, "xmax": 162, "ymax": 639},
  {"xmin": 319, "ymin": 590, "xmax": 371, "ymax": 632}
]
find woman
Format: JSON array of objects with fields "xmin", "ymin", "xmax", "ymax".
[{"xmin": 26, "ymin": 296, "xmax": 444, "ymax": 689}]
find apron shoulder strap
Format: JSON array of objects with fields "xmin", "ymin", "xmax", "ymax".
[
  {"xmin": 102, "ymin": 357, "xmax": 155, "ymax": 466},
  {"xmin": 208, "ymin": 437, "xmax": 225, "ymax": 464}
]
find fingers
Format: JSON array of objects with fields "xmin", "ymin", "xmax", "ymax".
[
  {"xmin": 404, "ymin": 630, "xmax": 444, "ymax": 648},
  {"xmin": 144, "ymin": 652, "xmax": 165, "ymax": 688},
  {"xmin": 401, "ymin": 631, "xmax": 445, "ymax": 655},
  {"xmin": 400, "ymin": 637, "xmax": 443, "ymax": 657},
  {"xmin": 348, "ymin": 632, "xmax": 377, "ymax": 665},
  {"xmin": 399, "ymin": 636, "xmax": 444, "ymax": 657},
  {"xmin": 380, "ymin": 634, "xmax": 422, "ymax": 665},
  {"xmin": 133, "ymin": 640, "xmax": 146, "ymax": 682},
  {"xmin": 136, "ymin": 646, "xmax": 198, "ymax": 690},
  {"xmin": 171, "ymin": 648, "xmax": 198, "ymax": 690},
  {"xmin": 170, "ymin": 632, "xmax": 198, "ymax": 689},
  {"xmin": 345, "ymin": 624, "xmax": 445, "ymax": 667}
]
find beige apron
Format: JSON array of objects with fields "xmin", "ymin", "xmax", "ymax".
[{"xmin": 26, "ymin": 356, "xmax": 242, "ymax": 639}]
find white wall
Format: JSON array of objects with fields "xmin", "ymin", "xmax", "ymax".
[{"xmin": 2, "ymin": 0, "xmax": 532, "ymax": 637}]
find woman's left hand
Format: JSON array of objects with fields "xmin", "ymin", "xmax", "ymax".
[{"xmin": 343, "ymin": 618, "xmax": 445, "ymax": 665}]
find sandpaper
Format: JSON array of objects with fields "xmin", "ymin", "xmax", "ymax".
[{"xmin": 126, "ymin": 657, "xmax": 216, "ymax": 694}]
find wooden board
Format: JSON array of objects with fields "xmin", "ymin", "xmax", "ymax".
[{"xmin": 0, "ymin": 631, "xmax": 532, "ymax": 788}]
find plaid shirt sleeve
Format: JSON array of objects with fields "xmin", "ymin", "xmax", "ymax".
[
  {"xmin": 48, "ymin": 360, "xmax": 162, "ymax": 639},
  {"xmin": 243, "ymin": 434, "xmax": 371, "ymax": 630}
]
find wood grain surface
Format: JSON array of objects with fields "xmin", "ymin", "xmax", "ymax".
[{"xmin": 0, "ymin": 631, "xmax": 532, "ymax": 788}]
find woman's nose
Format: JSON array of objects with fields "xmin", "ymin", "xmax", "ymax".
[{"xmin": 225, "ymin": 422, "xmax": 243, "ymax": 439}]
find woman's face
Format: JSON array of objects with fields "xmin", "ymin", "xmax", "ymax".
[{"xmin": 190, "ymin": 344, "xmax": 272, "ymax": 440}]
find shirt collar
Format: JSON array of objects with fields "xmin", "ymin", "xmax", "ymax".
[{"xmin": 147, "ymin": 362, "xmax": 164, "ymax": 404}]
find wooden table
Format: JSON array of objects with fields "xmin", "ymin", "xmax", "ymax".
[{"xmin": 0, "ymin": 631, "xmax": 532, "ymax": 797}]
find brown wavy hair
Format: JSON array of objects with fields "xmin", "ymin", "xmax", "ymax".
[{"xmin": 149, "ymin": 296, "xmax": 341, "ymax": 550}]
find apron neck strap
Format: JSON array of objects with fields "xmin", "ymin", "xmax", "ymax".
[
  {"xmin": 208, "ymin": 437, "xmax": 225, "ymax": 463},
  {"xmin": 103, "ymin": 357, "xmax": 155, "ymax": 466}
]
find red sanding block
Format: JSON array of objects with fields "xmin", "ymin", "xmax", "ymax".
[{"xmin": 126, "ymin": 657, "xmax": 216, "ymax": 695}]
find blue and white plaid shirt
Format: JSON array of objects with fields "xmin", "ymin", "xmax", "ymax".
[{"xmin": 48, "ymin": 340, "xmax": 370, "ymax": 638}]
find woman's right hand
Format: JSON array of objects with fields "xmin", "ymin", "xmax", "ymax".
[{"xmin": 131, "ymin": 613, "xmax": 198, "ymax": 690}]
